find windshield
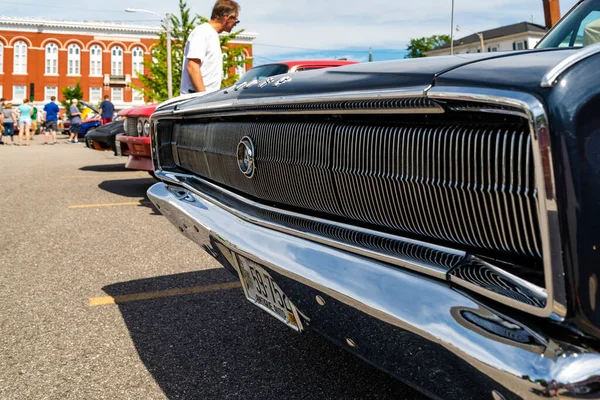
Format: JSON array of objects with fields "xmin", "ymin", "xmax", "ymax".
[
  {"xmin": 236, "ymin": 64, "xmax": 289, "ymax": 84},
  {"xmin": 538, "ymin": 0, "xmax": 600, "ymax": 48}
]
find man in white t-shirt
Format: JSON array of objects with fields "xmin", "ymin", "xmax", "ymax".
[{"xmin": 180, "ymin": 0, "xmax": 241, "ymax": 95}]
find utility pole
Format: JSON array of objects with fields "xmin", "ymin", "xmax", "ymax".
[
  {"xmin": 450, "ymin": 0, "xmax": 455, "ymax": 55},
  {"xmin": 166, "ymin": 13, "xmax": 172, "ymax": 99}
]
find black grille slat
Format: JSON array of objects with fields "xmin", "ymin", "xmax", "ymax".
[{"xmin": 169, "ymin": 120, "xmax": 542, "ymax": 259}]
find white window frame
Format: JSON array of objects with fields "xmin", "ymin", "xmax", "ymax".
[
  {"xmin": 67, "ymin": 44, "xmax": 81, "ymax": 76},
  {"xmin": 89, "ymin": 87, "xmax": 102, "ymax": 103},
  {"xmin": 89, "ymin": 45, "xmax": 102, "ymax": 76},
  {"xmin": 13, "ymin": 85, "xmax": 26, "ymax": 101},
  {"xmin": 111, "ymin": 87, "xmax": 123, "ymax": 102},
  {"xmin": 131, "ymin": 46, "xmax": 144, "ymax": 77},
  {"xmin": 132, "ymin": 89, "xmax": 144, "ymax": 102},
  {"xmin": 0, "ymin": 43, "xmax": 3, "ymax": 73},
  {"xmin": 111, "ymin": 46, "xmax": 123, "ymax": 75},
  {"xmin": 13, "ymin": 41, "xmax": 27, "ymax": 74},
  {"xmin": 44, "ymin": 86, "xmax": 58, "ymax": 102},
  {"xmin": 45, "ymin": 42, "xmax": 58, "ymax": 75},
  {"xmin": 488, "ymin": 46, "xmax": 499, "ymax": 52},
  {"xmin": 235, "ymin": 55, "xmax": 246, "ymax": 79}
]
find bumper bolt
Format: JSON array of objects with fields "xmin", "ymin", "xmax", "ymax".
[{"xmin": 346, "ymin": 338, "xmax": 357, "ymax": 348}]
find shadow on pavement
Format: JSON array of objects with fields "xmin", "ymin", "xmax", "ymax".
[
  {"xmin": 102, "ymin": 266, "xmax": 425, "ymax": 399},
  {"xmin": 98, "ymin": 178, "xmax": 160, "ymax": 215},
  {"xmin": 80, "ymin": 163, "xmax": 130, "ymax": 173}
]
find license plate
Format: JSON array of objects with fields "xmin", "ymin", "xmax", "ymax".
[{"xmin": 236, "ymin": 255, "xmax": 301, "ymax": 331}]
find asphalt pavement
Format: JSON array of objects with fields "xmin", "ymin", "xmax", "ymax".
[{"xmin": 0, "ymin": 134, "xmax": 429, "ymax": 400}]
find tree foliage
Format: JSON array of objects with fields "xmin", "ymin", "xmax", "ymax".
[
  {"xmin": 60, "ymin": 82, "xmax": 83, "ymax": 117},
  {"xmin": 136, "ymin": 0, "xmax": 250, "ymax": 102},
  {"xmin": 405, "ymin": 35, "xmax": 451, "ymax": 58}
]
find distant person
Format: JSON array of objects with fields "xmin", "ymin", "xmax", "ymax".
[
  {"xmin": 2, "ymin": 103, "xmax": 17, "ymax": 145},
  {"xmin": 0, "ymin": 98, "xmax": 4, "ymax": 144},
  {"xmin": 99, "ymin": 95, "xmax": 114, "ymax": 125},
  {"xmin": 180, "ymin": 0, "xmax": 241, "ymax": 95},
  {"xmin": 31, "ymin": 105, "xmax": 39, "ymax": 135},
  {"xmin": 68, "ymin": 99, "xmax": 82, "ymax": 144},
  {"xmin": 17, "ymin": 99, "xmax": 33, "ymax": 146},
  {"xmin": 42, "ymin": 96, "xmax": 60, "ymax": 145}
]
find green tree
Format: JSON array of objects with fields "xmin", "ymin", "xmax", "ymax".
[
  {"xmin": 136, "ymin": 0, "xmax": 249, "ymax": 102},
  {"xmin": 60, "ymin": 82, "xmax": 83, "ymax": 117},
  {"xmin": 405, "ymin": 35, "xmax": 451, "ymax": 58}
]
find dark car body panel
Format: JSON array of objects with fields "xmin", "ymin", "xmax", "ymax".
[{"xmin": 84, "ymin": 120, "xmax": 124, "ymax": 154}]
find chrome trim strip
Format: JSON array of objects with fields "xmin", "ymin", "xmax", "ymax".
[
  {"xmin": 155, "ymin": 171, "xmax": 462, "ymax": 280},
  {"xmin": 170, "ymin": 87, "xmax": 435, "ymax": 115},
  {"xmin": 541, "ymin": 42, "xmax": 600, "ymax": 87},
  {"xmin": 428, "ymin": 86, "xmax": 567, "ymax": 320}
]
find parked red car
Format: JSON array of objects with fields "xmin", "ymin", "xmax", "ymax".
[
  {"xmin": 115, "ymin": 104, "xmax": 158, "ymax": 172},
  {"xmin": 235, "ymin": 60, "xmax": 358, "ymax": 85}
]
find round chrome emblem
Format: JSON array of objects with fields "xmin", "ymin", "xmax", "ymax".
[{"xmin": 237, "ymin": 136, "xmax": 255, "ymax": 178}]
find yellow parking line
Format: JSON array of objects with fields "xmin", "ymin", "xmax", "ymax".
[
  {"xmin": 89, "ymin": 281, "xmax": 242, "ymax": 306},
  {"xmin": 68, "ymin": 200, "xmax": 151, "ymax": 209}
]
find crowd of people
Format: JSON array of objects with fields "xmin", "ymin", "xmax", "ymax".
[{"xmin": 0, "ymin": 95, "xmax": 115, "ymax": 146}]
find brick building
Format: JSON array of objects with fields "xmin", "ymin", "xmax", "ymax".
[{"xmin": 0, "ymin": 17, "xmax": 257, "ymax": 108}]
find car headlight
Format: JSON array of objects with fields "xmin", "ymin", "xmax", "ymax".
[
  {"xmin": 137, "ymin": 120, "xmax": 143, "ymax": 136},
  {"xmin": 143, "ymin": 121, "xmax": 151, "ymax": 137}
]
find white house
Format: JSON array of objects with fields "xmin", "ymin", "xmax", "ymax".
[{"xmin": 426, "ymin": 22, "xmax": 548, "ymax": 56}]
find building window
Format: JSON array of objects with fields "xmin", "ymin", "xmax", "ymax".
[
  {"xmin": 513, "ymin": 41, "xmax": 528, "ymax": 50},
  {"xmin": 235, "ymin": 55, "xmax": 246, "ymax": 79},
  {"xmin": 487, "ymin": 46, "xmax": 499, "ymax": 52},
  {"xmin": 90, "ymin": 87, "xmax": 102, "ymax": 103},
  {"xmin": 90, "ymin": 44, "xmax": 102, "ymax": 76},
  {"xmin": 68, "ymin": 44, "xmax": 81, "ymax": 75},
  {"xmin": 13, "ymin": 85, "xmax": 26, "ymax": 101},
  {"xmin": 111, "ymin": 46, "xmax": 123, "ymax": 75},
  {"xmin": 0, "ymin": 43, "xmax": 3, "ymax": 73},
  {"xmin": 45, "ymin": 43, "xmax": 58, "ymax": 74},
  {"xmin": 44, "ymin": 86, "xmax": 58, "ymax": 101},
  {"xmin": 13, "ymin": 41, "xmax": 27, "ymax": 74},
  {"xmin": 133, "ymin": 89, "xmax": 144, "ymax": 102},
  {"xmin": 132, "ymin": 46, "xmax": 144, "ymax": 77},
  {"xmin": 111, "ymin": 87, "xmax": 123, "ymax": 102}
]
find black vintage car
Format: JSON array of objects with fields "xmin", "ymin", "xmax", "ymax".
[{"xmin": 147, "ymin": 1, "xmax": 600, "ymax": 398}]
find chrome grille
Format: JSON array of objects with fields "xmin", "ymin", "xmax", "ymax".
[
  {"xmin": 125, "ymin": 117, "xmax": 138, "ymax": 137},
  {"xmin": 171, "ymin": 121, "xmax": 541, "ymax": 259}
]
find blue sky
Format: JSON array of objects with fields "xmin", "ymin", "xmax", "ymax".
[{"xmin": 3, "ymin": 0, "xmax": 581, "ymax": 64}]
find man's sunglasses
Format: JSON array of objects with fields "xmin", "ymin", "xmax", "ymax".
[{"xmin": 230, "ymin": 16, "xmax": 240, "ymax": 26}]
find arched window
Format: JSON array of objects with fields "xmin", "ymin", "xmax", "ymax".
[
  {"xmin": 90, "ymin": 45, "xmax": 102, "ymax": 76},
  {"xmin": 132, "ymin": 46, "xmax": 144, "ymax": 77},
  {"xmin": 0, "ymin": 42, "xmax": 3, "ymax": 73},
  {"xmin": 13, "ymin": 40, "xmax": 27, "ymax": 74},
  {"xmin": 111, "ymin": 45, "xmax": 123, "ymax": 75},
  {"xmin": 235, "ymin": 55, "xmax": 246, "ymax": 78},
  {"xmin": 68, "ymin": 44, "xmax": 80, "ymax": 75},
  {"xmin": 45, "ymin": 43, "xmax": 58, "ymax": 74}
]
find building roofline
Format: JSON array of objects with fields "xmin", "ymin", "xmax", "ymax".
[
  {"xmin": 0, "ymin": 16, "xmax": 259, "ymax": 41},
  {"xmin": 433, "ymin": 21, "xmax": 548, "ymax": 51}
]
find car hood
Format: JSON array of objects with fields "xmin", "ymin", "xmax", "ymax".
[{"xmin": 158, "ymin": 48, "xmax": 579, "ymax": 114}]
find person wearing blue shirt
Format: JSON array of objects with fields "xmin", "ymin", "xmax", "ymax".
[
  {"xmin": 17, "ymin": 99, "xmax": 33, "ymax": 146},
  {"xmin": 99, "ymin": 95, "xmax": 115, "ymax": 125},
  {"xmin": 42, "ymin": 96, "xmax": 60, "ymax": 145}
]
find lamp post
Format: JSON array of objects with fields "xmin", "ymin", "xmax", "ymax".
[
  {"xmin": 456, "ymin": 25, "xmax": 485, "ymax": 53},
  {"xmin": 125, "ymin": 8, "xmax": 173, "ymax": 99}
]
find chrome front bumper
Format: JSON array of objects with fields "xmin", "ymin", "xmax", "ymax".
[{"xmin": 148, "ymin": 182, "xmax": 600, "ymax": 400}]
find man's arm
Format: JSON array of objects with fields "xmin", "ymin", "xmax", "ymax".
[{"xmin": 186, "ymin": 59, "xmax": 206, "ymax": 93}]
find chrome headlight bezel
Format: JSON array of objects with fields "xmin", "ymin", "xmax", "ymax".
[
  {"xmin": 136, "ymin": 120, "xmax": 144, "ymax": 136},
  {"xmin": 143, "ymin": 120, "xmax": 151, "ymax": 137}
]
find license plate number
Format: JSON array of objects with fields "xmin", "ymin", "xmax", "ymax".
[{"xmin": 236, "ymin": 256, "xmax": 301, "ymax": 331}]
